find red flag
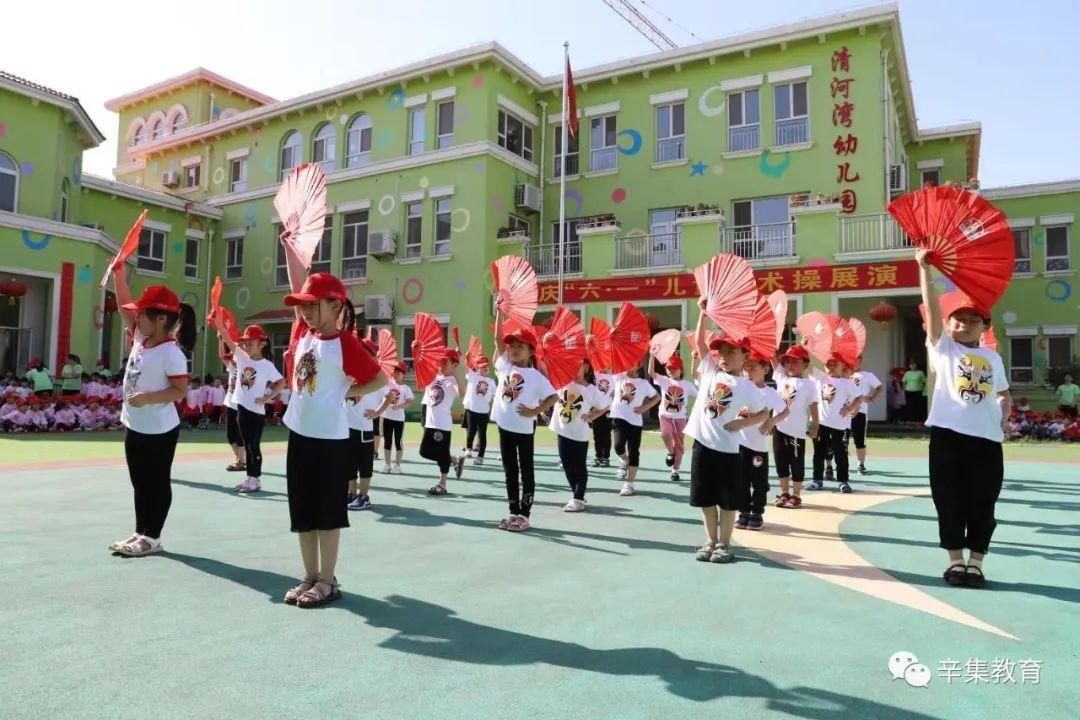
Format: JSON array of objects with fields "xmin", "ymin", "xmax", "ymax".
[{"xmin": 565, "ymin": 56, "xmax": 578, "ymax": 138}]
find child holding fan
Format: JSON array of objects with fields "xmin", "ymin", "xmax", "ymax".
[
  {"xmin": 381, "ymin": 363, "xmax": 413, "ymax": 474},
  {"xmin": 610, "ymin": 365, "xmax": 659, "ymax": 496},
  {"xmin": 649, "ymin": 353, "xmax": 697, "ymax": 482},
  {"xmin": 850, "ymin": 354, "xmax": 883, "ymax": 475},
  {"xmin": 771, "ymin": 345, "xmax": 819, "ymax": 509},
  {"xmin": 463, "ymin": 359, "xmax": 494, "ymax": 465},
  {"xmin": 807, "ymin": 351, "xmax": 862, "ymax": 493},
  {"xmin": 550, "ymin": 359, "xmax": 608, "ymax": 512},
  {"xmin": 591, "ymin": 367, "xmax": 615, "ymax": 467},
  {"xmin": 736, "ymin": 352, "xmax": 789, "ymax": 531},
  {"xmin": 421, "ymin": 349, "xmax": 465, "ymax": 495},
  {"xmin": 345, "ymin": 381, "xmax": 388, "ymax": 511},
  {"xmin": 221, "ymin": 343, "xmax": 246, "ymax": 474}
]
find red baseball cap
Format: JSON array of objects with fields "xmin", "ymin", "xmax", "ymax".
[
  {"xmin": 394, "ymin": 361, "xmax": 408, "ymax": 374},
  {"xmin": 238, "ymin": 324, "xmax": 268, "ymax": 341},
  {"xmin": 444, "ymin": 348, "xmax": 461, "ymax": 363},
  {"xmin": 828, "ymin": 352, "xmax": 855, "ymax": 368},
  {"xmin": 665, "ymin": 355, "xmax": 684, "ymax": 371},
  {"xmin": 939, "ymin": 290, "xmax": 990, "ymax": 321},
  {"xmin": 284, "ymin": 272, "xmax": 348, "ymax": 306},
  {"xmin": 749, "ymin": 351, "xmax": 773, "ymax": 366},
  {"xmin": 709, "ymin": 332, "xmax": 750, "ymax": 351},
  {"xmin": 501, "ymin": 325, "xmax": 538, "ymax": 349},
  {"xmin": 122, "ymin": 285, "xmax": 181, "ymax": 313},
  {"xmin": 780, "ymin": 345, "xmax": 810, "ymax": 363}
]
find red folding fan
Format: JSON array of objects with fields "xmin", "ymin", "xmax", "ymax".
[
  {"xmin": 610, "ymin": 302, "xmax": 651, "ymax": 374},
  {"xmin": 450, "ymin": 326, "xmax": 460, "ymax": 350},
  {"xmin": 101, "ymin": 210, "xmax": 148, "ymax": 289},
  {"xmin": 747, "ymin": 297, "xmax": 779, "ymax": 360},
  {"xmin": 375, "ymin": 328, "xmax": 398, "ymax": 379},
  {"xmin": 214, "ymin": 306, "xmax": 241, "ymax": 343},
  {"xmin": 466, "ymin": 335, "xmax": 488, "ymax": 371},
  {"xmin": 832, "ymin": 318, "xmax": 860, "ymax": 367},
  {"xmin": 649, "ymin": 328, "xmax": 682, "ymax": 365},
  {"xmin": 693, "ymin": 254, "xmax": 758, "ymax": 341},
  {"xmin": 768, "ymin": 290, "xmax": 788, "ymax": 347},
  {"xmin": 888, "ymin": 186, "xmax": 1014, "ymax": 310},
  {"xmin": 273, "ymin": 163, "xmax": 328, "ymax": 269},
  {"xmin": 532, "ymin": 325, "xmax": 548, "ymax": 368},
  {"xmin": 539, "ymin": 307, "xmax": 587, "ymax": 390},
  {"xmin": 491, "ymin": 255, "xmax": 538, "ymax": 326},
  {"xmin": 796, "ymin": 311, "xmax": 836, "ymax": 365},
  {"xmin": 410, "ymin": 312, "xmax": 446, "ymax": 390},
  {"xmin": 848, "ymin": 317, "xmax": 867, "ymax": 356},
  {"xmin": 586, "ymin": 318, "xmax": 612, "ymax": 372}
]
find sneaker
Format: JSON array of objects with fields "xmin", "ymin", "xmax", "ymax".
[
  {"xmin": 747, "ymin": 513, "xmax": 763, "ymax": 531},
  {"xmin": 616, "ymin": 466, "xmax": 628, "ymax": 480},
  {"xmin": 345, "ymin": 492, "xmax": 358, "ymax": 505},
  {"xmin": 392, "ymin": 463, "xmax": 402, "ymax": 475},
  {"xmin": 825, "ymin": 466, "xmax": 835, "ymax": 482},
  {"xmin": 600, "ymin": 458, "xmax": 611, "ymax": 467},
  {"xmin": 839, "ymin": 482, "xmax": 853, "ymax": 494},
  {"xmin": 695, "ymin": 542, "xmax": 716, "ymax": 561},
  {"xmin": 592, "ymin": 457, "xmax": 604, "ymax": 468},
  {"xmin": 858, "ymin": 464, "xmax": 867, "ymax": 475},
  {"xmin": 497, "ymin": 515, "xmax": 517, "ymax": 530},
  {"xmin": 619, "ymin": 482, "xmax": 635, "ymax": 496},
  {"xmin": 454, "ymin": 456, "xmax": 465, "ymax": 479},
  {"xmin": 237, "ymin": 477, "xmax": 260, "ymax": 494},
  {"xmin": 709, "ymin": 545, "xmax": 736, "ymax": 563},
  {"xmin": 665, "ymin": 453, "xmax": 674, "ymax": 468},
  {"xmin": 347, "ymin": 494, "xmax": 372, "ymax": 511},
  {"xmin": 806, "ymin": 479, "xmax": 824, "ymax": 491},
  {"xmin": 382, "ymin": 463, "xmax": 392, "ymax": 474},
  {"xmin": 774, "ymin": 493, "xmax": 791, "ymax": 507},
  {"xmin": 563, "ymin": 498, "xmax": 586, "ymax": 512},
  {"xmin": 735, "ymin": 512, "xmax": 749, "ymax": 530},
  {"xmin": 670, "ymin": 471, "xmax": 680, "ymax": 482},
  {"xmin": 508, "ymin": 516, "xmax": 532, "ymax": 532},
  {"xmin": 474, "ymin": 456, "xmax": 484, "ymax": 466}
]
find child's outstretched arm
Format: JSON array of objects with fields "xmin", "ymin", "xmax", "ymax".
[
  {"xmin": 111, "ymin": 265, "xmax": 137, "ymax": 333},
  {"xmin": 693, "ymin": 297, "xmax": 709, "ymax": 360}
]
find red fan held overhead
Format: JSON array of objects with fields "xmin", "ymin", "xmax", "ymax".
[
  {"xmin": 796, "ymin": 311, "xmax": 836, "ymax": 365},
  {"xmin": 831, "ymin": 319, "xmax": 860, "ymax": 368},
  {"xmin": 693, "ymin": 254, "xmax": 758, "ymax": 341},
  {"xmin": 747, "ymin": 297, "xmax": 779, "ymax": 361},
  {"xmin": 209, "ymin": 276, "xmax": 223, "ymax": 318},
  {"xmin": 215, "ymin": 307, "xmax": 241, "ymax": 343},
  {"xmin": 610, "ymin": 303, "xmax": 651, "ymax": 374},
  {"xmin": 847, "ymin": 317, "xmax": 867, "ymax": 356},
  {"xmin": 101, "ymin": 210, "xmax": 148, "ymax": 289},
  {"xmin": 273, "ymin": 163, "xmax": 328, "ymax": 270},
  {"xmin": 539, "ymin": 307, "xmax": 587, "ymax": 390},
  {"xmin": 410, "ymin": 312, "xmax": 447, "ymax": 390},
  {"xmin": 888, "ymin": 186, "xmax": 1014, "ymax": 310},
  {"xmin": 491, "ymin": 255, "xmax": 538, "ymax": 326},
  {"xmin": 768, "ymin": 290, "xmax": 788, "ymax": 348},
  {"xmin": 466, "ymin": 335, "xmax": 489, "ymax": 371},
  {"xmin": 649, "ymin": 328, "xmax": 682, "ymax": 365},
  {"xmin": 375, "ymin": 328, "xmax": 398, "ymax": 379},
  {"xmin": 586, "ymin": 318, "xmax": 612, "ymax": 372}
]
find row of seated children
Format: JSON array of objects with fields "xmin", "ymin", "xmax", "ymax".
[
  {"xmin": 1005, "ymin": 408, "xmax": 1080, "ymax": 441},
  {"xmin": 173, "ymin": 378, "xmax": 292, "ymax": 429},
  {"xmin": 0, "ymin": 375, "xmax": 124, "ymax": 402},
  {"xmin": 0, "ymin": 395, "xmax": 121, "ymax": 432}
]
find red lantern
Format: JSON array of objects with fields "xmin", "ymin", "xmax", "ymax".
[
  {"xmin": 869, "ymin": 301, "xmax": 898, "ymax": 326},
  {"xmin": 103, "ymin": 296, "xmax": 119, "ymax": 314},
  {"xmin": 0, "ymin": 278, "xmax": 28, "ymax": 306}
]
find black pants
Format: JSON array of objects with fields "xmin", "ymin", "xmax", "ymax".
[
  {"xmin": 420, "ymin": 404, "xmax": 427, "ymax": 427},
  {"xmin": 61, "ymin": 389, "xmax": 80, "ymax": 396},
  {"xmin": 558, "ymin": 434, "xmax": 589, "ymax": 501},
  {"xmin": 124, "ymin": 426, "xmax": 180, "ymax": 539},
  {"xmin": 812, "ymin": 426, "xmax": 849, "ymax": 484},
  {"xmin": 592, "ymin": 414, "xmax": 612, "ymax": 459},
  {"xmin": 500, "ymin": 428, "xmax": 536, "ymax": 517},
  {"xmin": 612, "ymin": 418, "xmax": 642, "ymax": 467},
  {"xmin": 349, "ymin": 429, "xmax": 375, "ymax": 480},
  {"xmin": 772, "ymin": 430, "xmax": 805, "ymax": 483},
  {"xmin": 904, "ymin": 390, "xmax": 924, "ymax": 421},
  {"xmin": 419, "ymin": 427, "xmax": 452, "ymax": 474},
  {"xmin": 465, "ymin": 410, "xmax": 490, "ymax": 457},
  {"xmin": 225, "ymin": 407, "xmax": 244, "ymax": 447},
  {"xmin": 851, "ymin": 412, "xmax": 868, "ymax": 450},
  {"xmin": 383, "ymin": 419, "xmax": 404, "ymax": 452},
  {"xmin": 237, "ymin": 406, "xmax": 265, "ymax": 477},
  {"xmin": 929, "ymin": 426, "xmax": 1004, "ymax": 554},
  {"xmin": 739, "ymin": 446, "xmax": 770, "ymax": 514},
  {"xmin": 1060, "ymin": 405, "xmax": 1078, "ymax": 418}
]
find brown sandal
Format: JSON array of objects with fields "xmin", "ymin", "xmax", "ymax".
[
  {"xmin": 284, "ymin": 576, "xmax": 317, "ymax": 605},
  {"xmin": 428, "ymin": 483, "xmax": 448, "ymax": 496},
  {"xmin": 296, "ymin": 578, "xmax": 342, "ymax": 608},
  {"xmin": 226, "ymin": 462, "xmax": 246, "ymax": 472}
]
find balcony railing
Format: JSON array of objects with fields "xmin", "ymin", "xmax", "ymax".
[
  {"xmin": 554, "ymin": 154, "xmax": 580, "ymax": 177},
  {"xmin": 614, "ymin": 233, "xmax": 681, "ymax": 271},
  {"xmin": 656, "ymin": 137, "xmax": 685, "ymax": 163},
  {"xmin": 719, "ymin": 222, "xmax": 796, "ymax": 260},
  {"xmin": 590, "ymin": 147, "xmax": 617, "ymax": 172},
  {"xmin": 775, "ymin": 117, "xmax": 809, "ymax": 147},
  {"xmin": 728, "ymin": 124, "xmax": 760, "ymax": 153},
  {"xmin": 525, "ymin": 241, "xmax": 582, "ymax": 279},
  {"xmin": 838, "ymin": 214, "xmax": 913, "ymax": 254}
]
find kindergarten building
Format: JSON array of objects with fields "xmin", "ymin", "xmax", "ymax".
[{"xmin": 0, "ymin": 3, "xmax": 1076, "ymax": 415}]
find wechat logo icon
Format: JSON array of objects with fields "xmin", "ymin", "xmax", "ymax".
[{"xmin": 889, "ymin": 651, "xmax": 931, "ymax": 688}]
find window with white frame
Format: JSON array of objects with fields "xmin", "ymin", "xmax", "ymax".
[
  {"xmin": 313, "ymin": 123, "xmax": 336, "ymax": 173},
  {"xmin": 404, "ymin": 201, "xmax": 423, "ymax": 259},
  {"xmin": 275, "ymin": 224, "xmax": 289, "ymax": 286},
  {"xmin": 1009, "ymin": 337, "xmax": 1034, "ymax": 384},
  {"xmin": 1045, "ymin": 226, "xmax": 1070, "ymax": 271},
  {"xmin": 150, "ymin": 118, "xmax": 164, "ymax": 140},
  {"xmin": 921, "ymin": 168, "xmax": 940, "ymax": 187},
  {"xmin": 433, "ymin": 198, "xmax": 452, "ymax": 256},
  {"xmin": 1047, "ymin": 335, "xmax": 1073, "ymax": 370},
  {"xmin": 137, "ymin": 227, "xmax": 166, "ymax": 273},
  {"xmin": 408, "ymin": 107, "xmax": 426, "ymax": 155},
  {"xmin": 59, "ymin": 178, "xmax": 69, "ymax": 223},
  {"xmin": 774, "ymin": 81, "xmax": 809, "ymax": 146},
  {"xmin": 553, "ymin": 125, "xmax": 579, "ymax": 176},
  {"xmin": 0, "ymin": 152, "xmax": 16, "ymax": 213},
  {"xmin": 728, "ymin": 89, "xmax": 760, "ymax": 152},
  {"xmin": 346, "ymin": 114, "xmax": 373, "ymax": 168},
  {"xmin": 311, "ymin": 216, "xmax": 332, "ymax": 275},
  {"xmin": 436, "ymin": 101, "xmax": 454, "ymax": 149},
  {"xmin": 270, "ymin": 329, "xmax": 291, "ymax": 370},
  {"xmin": 184, "ymin": 236, "xmax": 199, "ymax": 280},
  {"xmin": 1013, "ymin": 228, "xmax": 1031, "ymax": 273},
  {"xmin": 280, "ymin": 131, "xmax": 301, "ymax": 180},
  {"xmin": 497, "ymin": 110, "xmax": 534, "ymax": 161},
  {"xmin": 226, "ymin": 236, "xmax": 244, "ymax": 279},
  {"xmin": 655, "ymin": 103, "xmax": 685, "ymax": 162},
  {"xmin": 184, "ymin": 163, "xmax": 201, "ymax": 189},
  {"xmin": 133, "ymin": 124, "xmax": 146, "ymax": 146},
  {"xmin": 507, "ymin": 214, "xmax": 530, "ymax": 237},
  {"xmin": 230, "ymin": 157, "xmax": 247, "ymax": 193},
  {"xmin": 342, "ymin": 211, "xmax": 369, "ymax": 280},
  {"xmin": 171, "ymin": 111, "xmax": 187, "ymax": 134},
  {"xmin": 590, "ymin": 115, "xmax": 617, "ymax": 172}
]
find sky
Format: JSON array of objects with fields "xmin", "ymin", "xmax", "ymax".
[{"xmin": 4, "ymin": 0, "xmax": 1078, "ymax": 187}]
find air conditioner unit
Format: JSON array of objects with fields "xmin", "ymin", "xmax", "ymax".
[
  {"xmin": 368, "ymin": 230, "xmax": 396, "ymax": 258},
  {"xmin": 888, "ymin": 164, "xmax": 906, "ymax": 193},
  {"xmin": 161, "ymin": 171, "xmax": 180, "ymax": 188},
  {"xmin": 515, "ymin": 183, "xmax": 542, "ymax": 213},
  {"xmin": 364, "ymin": 294, "xmax": 393, "ymax": 321}
]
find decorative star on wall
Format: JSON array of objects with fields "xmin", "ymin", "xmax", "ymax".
[{"xmin": 690, "ymin": 161, "xmax": 708, "ymax": 177}]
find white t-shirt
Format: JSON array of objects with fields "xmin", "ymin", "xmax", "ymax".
[
  {"xmin": 926, "ymin": 334, "xmax": 1009, "ymax": 443},
  {"xmin": 655, "ymin": 375, "xmax": 697, "ymax": 420},
  {"xmin": 223, "ymin": 361, "xmax": 239, "ymax": 410},
  {"xmin": 852, "ymin": 371, "xmax": 882, "ymax": 414},
  {"xmin": 422, "ymin": 375, "xmax": 459, "ymax": 431},
  {"xmin": 685, "ymin": 356, "xmax": 764, "ymax": 454},
  {"xmin": 382, "ymin": 382, "xmax": 414, "ymax": 423},
  {"xmin": 815, "ymin": 372, "xmax": 861, "ymax": 431},
  {"xmin": 121, "ymin": 329, "xmax": 188, "ymax": 434},
  {"xmin": 609, "ymin": 375, "xmax": 658, "ymax": 427},
  {"xmin": 233, "ymin": 349, "xmax": 284, "ymax": 416},
  {"xmin": 739, "ymin": 385, "xmax": 787, "ymax": 453},
  {"xmin": 491, "ymin": 354, "xmax": 556, "ymax": 435},
  {"xmin": 346, "ymin": 386, "xmax": 389, "ymax": 432},
  {"xmin": 548, "ymin": 381, "xmax": 608, "ymax": 442},
  {"xmin": 464, "ymin": 371, "xmax": 495, "ymax": 414},
  {"xmin": 282, "ymin": 328, "xmax": 381, "ymax": 440},
  {"xmin": 772, "ymin": 366, "xmax": 818, "ymax": 440}
]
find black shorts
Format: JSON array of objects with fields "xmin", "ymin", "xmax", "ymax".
[
  {"xmin": 772, "ymin": 430, "xmax": 805, "ymax": 482},
  {"xmin": 851, "ymin": 412, "xmax": 868, "ymax": 449},
  {"xmin": 286, "ymin": 431, "xmax": 351, "ymax": 533},
  {"xmin": 689, "ymin": 440, "xmax": 741, "ymax": 510},
  {"xmin": 349, "ymin": 428, "xmax": 375, "ymax": 480},
  {"xmin": 371, "ymin": 417, "xmax": 381, "ymax": 436}
]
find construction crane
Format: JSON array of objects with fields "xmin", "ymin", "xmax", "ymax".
[{"xmin": 601, "ymin": 0, "xmax": 679, "ymax": 51}]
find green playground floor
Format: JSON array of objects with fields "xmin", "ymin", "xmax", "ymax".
[{"xmin": 2, "ymin": 428, "xmax": 1078, "ymax": 719}]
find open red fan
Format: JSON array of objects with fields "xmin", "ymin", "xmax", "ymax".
[
  {"xmin": 693, "ymin": 254, "xmax": 758, "ymax": 341},
  {"xmin": 747, "ymin": 297, "xmax": 779, "ymax": 359},
  {"xmin": 450, "ymin": 326, "xmax": 460, "ymax": 350},
  {"xmin": 832, "ymin": 319, "xmax": 860, "ymax": 367},
  {"xmin": 649, "ymin": 328, "xmax": 682, "ymax": 365},
  {"xmin": 375, "ymin": 328, "xmax": 398, "ymax": 379},
  {"xmin": 539, "ymin": 307, "xmax": 587, "ymax": 390},
  {"xmin": 273, "ymin": 163, "xmax": 328, "ymax": 269},
  {"xmin": 101, "ymin": 210, "xmax": 148, "ymax": 289},
  {"xmin": 491, "ymin": 255, "xmax": 538, "ymax": 326},
  {"xmin": 768, "ymin": 290, "xmax": 788, "ymax": 347},
  {"xmin": 610, "ymin": 302, "xmax": 651, "ymax": 374},
  {"xmin": 215, "ymin": 307, "xmax": 241, "ymax": 343},
  {"xmin": 888, "ymin": 186, "xmax": 1014, "ymax": 310},
  {"xmin": 796, "ymin": 311, "xmax": 836, "ymax": 365},
  {"xmin": 586, "ymin": 318, "xmax": 612, "ymax": 372},
  {"xmin": 532, "ymin": 325, "xmax": 548, "ymax": 368},
  {"xmin": 466, "ymin": 335, "xmax": 488, "ymax": 371},
  {"xmin": 848, "ymin": 317, "xmax": 867, "ymax": 356},
  {"xmin": 410, "ymin": 312, "xmax": 446, "ymax": 390}
]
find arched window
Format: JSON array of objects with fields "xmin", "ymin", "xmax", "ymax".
[
  {"xmin": 171, "ymin": 110, "xmax": 187, "ymax": 133},
  {"xmin": 346, "ymin": 114, "xmax": 373, "ymax": 168},
  {"xmin": 60, "ymin": 178, "xmax": 70, "ymax": 223},
  {"xmin": 0, "ymin": 152, "xmax": 18, "ymax": 213},
  {"xmin": 312, "ymin": 123, "xmax": 337, "ymax": 173},
  {"xmin": 150, "ymin": 118, "xmax": 164, "ymax": 140},
  {"xmin": 280, "ymin": 131, "xmax": 302, "ymax": 180},
  {"xmin": 133, "ymin": 123, "xmax": 147, "ymax": 146}
]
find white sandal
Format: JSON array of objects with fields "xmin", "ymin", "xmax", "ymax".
[{"xmin": 115, "ymin": 536, "xmax": 163, "ymax": 557}]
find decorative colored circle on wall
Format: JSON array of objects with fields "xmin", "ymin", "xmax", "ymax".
[
  {"xmin": 376, "ymin": 128, "xmax": 394, "ymax": 149},
  {"xmin": 611, "ymin": 187, "xmax": 627, "ymax": 203},
  {"xmin": 564, "ymin": 188, "xmax": 583, "ymax": 216},
  {"xmin": 235, "ymin": 287, "xmax": 251, "ymax": 310},
  {"xmin": 1045, "ymin": 279, "xmax": 1071, "ymax": 302},
  {"xmin": 472, "ymin": 74, "xmax": 485, "ymax": 88},
  {"xmin": 76, "ymin": 266, "xmax": 93, "ymax": 284},
  {"xmin": 807, "ymin": 257, "xmax": 830, "ymax": 267},
  {"xmin": 1033, "ymin": 229, "xmax": 1045, "ymax": 246},
  {"xmin": 260, "ymin": 256, "xmax": 274, "ymax": 275},
  {"xmin": 401, "ymin": 277, "xmax": 424, "ymax": 305},
  {"xmin": 616, "ymin": 129, "xmax": 642, "ymax": 156},
  {"xmin": 1001, "ymin": 311, "xmax": 1017, "ymax": 324},
  {"xmin": 0, "ymin": 122, "xmax": 6, "ymax": 139},
  {"xmin": 172, "ymin": 241, "xmax": 184, "ymax": 254},
  {"xmin": 475, "ymin": 161, "xmax": 486, "ymax": 175},
  {"xmin": 759, "ymin": 150, "xmax": 791, "ymax": 178},
  {"xmin": 92, "ymin": 306, "xmax": 104, "ymax": 330},
  {"xmin": 710, "ymin": 163, "xmax": 725, "ymax": 177},
  {"xmin": 19, "ymin": 162, "xmax": 35, "ymax": 177},
  {"xmin": 418, "ymin": 176, "xmax": 430, "ymax": 190},
  {"xmin": 339, "ymin": 114, "xmax": 349, "ymax": 125},
  {"xmin": 212, "ymin": 167, "xmax": 226, "ymax": 186},
  {"xmin": 698, "ymin": 86, "xmax": 726, "ymax": 117},
  {"xmin": 450, "ymin": 208, "xmax": 471, "ymax": 233},
  {"xmin": 456, "ymin": 279, "xmax": 467, "ymax": 291},
  {"xmin": 378, "ymin": 194, "xmax": 396, "ymax": 216},
  {"xmin": 387, "ymin": 89, "xmax": 406, "ymax": 109},
  {"xmin": 325, "ymin": 107, "xmax": 337, "ymax": 121},
  {"xmin": 21, "ymin": 230, "xmax": 51, "ymax": 250},
  {"xmin": 181, "ymin": 291, "xmax": 199, "ymax": 309}
]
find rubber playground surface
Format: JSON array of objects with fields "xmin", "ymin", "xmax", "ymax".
[{"xmin": 3, "ymin": 427, "xmax": 1077, "ymax": 719}]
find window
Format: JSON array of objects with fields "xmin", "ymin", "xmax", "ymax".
[
  {"xmin": 1013, "ymin": 229, "xmax": 1031, "ymax": 273},
  {"xmin": 133, "ymin": 124, "xmax": 146, "ymax": 146},
  {"xmin": 226, "ymin": 236, "xmax": 244, "ymax": 279},
  {"xmin": 346, "ymin": 114, "xmax": 373, "ymax": 168},
  {"xmin": 1010, "ymin": 337, "xmax": 1034, "ymax": 384},
  {"xmin": 59, "ymin": 179, "xmax": 69, "ymax": 223},
  {"xmin": 433, "ymin": 198, "xmax": 452, "ymax": 256},
  {"xmin": 436, "ymin": 101, "xmax": 454, "ymax": 149},
  {"xmin": 507, "ymin": 214, "xmax": 530, "ymax": 237},
  {"xmin": 590, "ymin": 115, "xmax": 618, "ymax": 172},
  {"xmin": 280, "ymin": 131, "xmax": 301, "ymax": 180},
  {"xmin": 408, "ymin": 107, "xmax": 426, "ymax": 155},
  {"xmin": 342, "ymin": 211, "xmax": 369, "ymax": 280},
  {"xmin": 184, "ymin": 163, "xmax": 201, "ymax": 189},
  {"xmin": 730, "ymin": 196, "xmax": 793, "ymax": 258},
  {"xmin": 171, "ymin": 111, "xmax": 187, "ymax": 134},
  {"xmin": 229, "ymin": 157, "xmax": 248, "ymax": 193},
  {"xmin": 921, "ymin": 169, "xmax": 940, "ymax": 187},
  {"xmin": 404, "ymin": 202, "xmax": 423, "ymax": 259},
  {"xmin": 137, "ymin": 228, "xmax": 166, "ymax": 273},
  {"xmin": 655, "ymin": 103, "xmax": 685, "ymax": 162},
  {"xmin": 0, "ymin": 152, "xmax": 18, "ymax": 212},
  {"xmin": 553, "ymin": 125, "xmax": 580, "ymax": 176},
  {"xmin": 311, "ymin": 216, "xmax": 332, "ymax": 275},
  {"xmin": 275, "ymin": 224, "xmax": 289, "ymax": 286},
  {"xmin": 1046, "ymin": 226, "xmax": 1070, "ymax": 271},
  {"xmin": 150, "ymin": 118, "xmax": 164, "ymax": 140},
  {"xmin": 497, "ymin": 110, "xmax": 534, "ymax": 161},
  {"xmin": 647, "ymin": 208, "xmax": 681, "ymax": 266},
  {"xmin": 270, "ymin": 330, "xmax": 291, "ymax": 370},
  {"xmin": 728, "ymin": 89, "xmax": 760, "ymax": 152},
  {"xmin": 1048, "ymin": 335, "xmax": 1073, "ymax": 370},
  {"xmin": 313, "ymin": 123, "xmax": 336, "ymax": 173},
  {"xmin": 774, "ymin": 81, "xmax": 809, "ymax": 146},
  {"xmin": 537, "ymin": 219, "xmax": 583, "ymax": 276},
  {"xmin": 184, "ymin": 236, "xmax": 199, "ymax": 280}
]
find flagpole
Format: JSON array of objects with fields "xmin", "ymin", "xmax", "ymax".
[{"xmin": 558, "ymin": 41, "xmax": 569, "ymax": 306}]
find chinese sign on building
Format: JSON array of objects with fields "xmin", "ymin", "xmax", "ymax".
[{"xmin": 831, "ymin": 45, "xmax": 860, "ymax": 214}]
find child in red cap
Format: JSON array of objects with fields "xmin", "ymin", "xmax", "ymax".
[
  {"xmin": 807, "ymin": 353, "xmax": 862, "ymax": 493},
  {"xmin": 421, "ymin": 348, "xmax": 466, "ymax": 495},
  {"xmin": 770, "ymin": 345, "xmax": 820, "ymax": 508},
  {"xmin": 649, "ymin": 353, "xmax": 697, "ymax": 481},
  {"xmin": 380, "ymin": 363, "xmax": 414, "ymax": 474}
]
